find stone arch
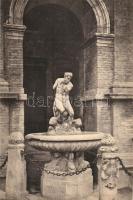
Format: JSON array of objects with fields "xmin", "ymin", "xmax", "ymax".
[{"xmin": 8, "ymin": 0, "xmax": 110, "ymax": 34}]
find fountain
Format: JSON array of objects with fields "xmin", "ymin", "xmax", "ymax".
[{"xmin": 25, "ymin": 73, "xmax": 118, "ymax": 200}]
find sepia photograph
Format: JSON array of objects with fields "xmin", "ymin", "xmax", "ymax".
[{"xmin": 0, "ymin": 0, "xmax": 133, "ymax": 200}]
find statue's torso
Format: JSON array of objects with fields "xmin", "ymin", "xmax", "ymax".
[{"xmin": 55, "ymin": 78, "xmax": 72, "ymax": 101}]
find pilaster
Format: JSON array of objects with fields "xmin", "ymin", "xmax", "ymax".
[
  {"xmin": 4, "ymin": 23, "xmax": 26, "ymax": 93},
  {"xmin": 3, "ymin": 23, "xmax": 27, "ymax": 138},
  {"xmin": 82, "ymin": 33, "xmax": 114, "ymax": 134}
]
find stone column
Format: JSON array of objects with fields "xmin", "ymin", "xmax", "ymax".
[
  {"xmin": 6, "ymin": 132, "xmax": 27, "ymax": 200},
  {"xmin": 98, "ymin": 135, "xmax": 119, "ymax": 200}
]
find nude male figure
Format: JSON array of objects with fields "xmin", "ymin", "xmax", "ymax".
[{"xmin": 53, "ymin": 72, "xmax": 74, "ymax": 121}]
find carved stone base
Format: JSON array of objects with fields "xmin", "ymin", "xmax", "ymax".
[
  {"xmin": 6, "ymin": 144, "xmax": 27, "ymax": 200},
  {"xmin": 41, "ymin": 168, "xmax": 93, "ymax": 200}
]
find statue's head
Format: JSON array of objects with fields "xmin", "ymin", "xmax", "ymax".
[{"xmin": 64, "ymin": 72, "xmax": 73, "ymax": 84}]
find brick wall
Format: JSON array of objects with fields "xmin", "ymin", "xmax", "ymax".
[
  {"xmin": 114, "ymin": 0, "xmax": 133, "ymax": 82},
  {"xmin": 4, "ymin": 31, "xmax": 24, "ymax": 91},
  {"xmin": 83, "ymin": 100, "xmax": 112, "ymax": 134},
  {"xmin": 85, "ymin": 40, "xmax": 97, "ymax": 92},
  {"xmin": 97, "ymin": 100, "xmax": 112, "ymax": 133},
  {"xmin": 83, "ymin": 101, "xmax": 97, "ymax": 131},
  {"xmin": 112, "ymin": 100, "xmax": 133, "ymax": 153},
  {"xmin": 97, "ymin": 40, "xmax": 114, "ymax": 91},
  {"xmin": 0, "ymin": 100, "xmax": 9, "ymax": 155}
]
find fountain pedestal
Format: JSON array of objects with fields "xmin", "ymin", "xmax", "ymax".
[{"xmin": 41, "ymin": 168, "xmax": 92, "ymax": 200}]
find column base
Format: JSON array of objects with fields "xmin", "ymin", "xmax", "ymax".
[{"xmin": 41, "ymin": 168, "xmax": 93, "ymax": 200}]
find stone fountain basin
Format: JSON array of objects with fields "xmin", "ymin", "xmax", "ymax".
[{"xmin": 26, "ymin": 132, "xmax": 105, "ymax": 152}]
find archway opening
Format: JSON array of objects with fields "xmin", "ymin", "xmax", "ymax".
[
  {"xmin": 23, "ymin": 4, "xmax": 84, "ymax": 134},
  {"xmin": 23, "ymin": 1, "xmax": 98, "ymax": 192}
]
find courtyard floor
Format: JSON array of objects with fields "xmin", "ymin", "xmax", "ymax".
[{"xmin": 0, "ymin": 187, "xmax": 132, "ymax": 200}]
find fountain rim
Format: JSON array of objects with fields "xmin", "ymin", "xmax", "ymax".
[{"xmin": 25, "ymin": 132, "xmax": 105, "ymax": 142}]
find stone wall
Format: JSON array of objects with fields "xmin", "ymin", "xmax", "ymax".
[
  {"xmin": 112, "ymin": 100, "xmax": 133, "ymax": 157},
  {"xmin": 83, "ymin": 101, "xmax": 97, "ymax": 131},
  {"xmin": 114, "ymin": 0, "xmax": 133, "ymax": 82},
  {"xmin": 0, "ymin": 100, "xmax": 9, "ymax": 155},
  {"xmin": 111, "ymin": 0, "xmax": 133, "ymax": 169},
  {"xmin": 85, "ymin": 40, "xmax": 97, "ymax": 92}
]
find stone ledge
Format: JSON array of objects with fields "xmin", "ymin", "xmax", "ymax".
[
  {"xmin": 81, "ymin": 86, "xmax": 133, "ymax": 101},
  {"xmin": 107, "ymin": 82, "xmax": 133, "ymax": 99},
  {"xmin": 81, "ymin": 88, "xmax": 110, "ymax": 101},
  {"xmin": 0, "ymin": 92, "xmax": 27, "ymax": 100},
  {"xmin": 105, "ymin": 93, "xmax": 133, "ymax": 100}
]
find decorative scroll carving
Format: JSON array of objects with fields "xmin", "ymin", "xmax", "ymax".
[
  {"xmin": 9, "ymin": 132, "xmax": 24, "ymax": 145},
  {"xmin": 101, "ymin": 157, "xmax": 119, "ymax": 189},
  {"xmin": 98, "ymin": 134, "xmax": 119, "ymax": 200},
  {"xmin": 99, "ymin": 134, "xmax": 118, "ymax": 153}
]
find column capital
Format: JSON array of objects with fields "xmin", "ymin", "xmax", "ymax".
[
  {"xmin": 3, "ymin": 23, "xmax": 26, "ymax": 39},
  {"xmin": 99, "ymin": 134, "xmax": 118, "ymax": 154},
  {"xmin": 81, "ymin": 33, "xmax": 114, "ymax": 49},
  {"xmin": 95, "ymin": 33, "xmax": 115, "ymax": 47}
]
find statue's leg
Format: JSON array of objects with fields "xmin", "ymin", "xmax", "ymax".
[
  {"xmin": 65, "ymin": 101, "xmax": 74, "ymax": 115},
  {"xmin": 55, "ymin": 99, "xmax": 65, "ymax": 113},
  {"xmin": 65, "ymin": 100, "xmax": 74, "ymax": 122}
]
